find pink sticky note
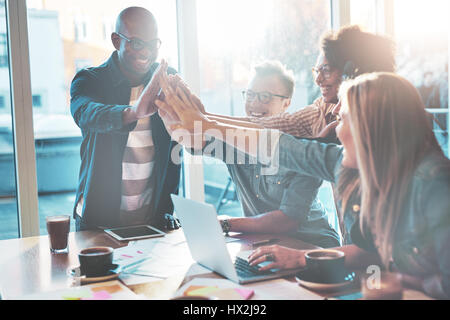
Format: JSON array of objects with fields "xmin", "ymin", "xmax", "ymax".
[
  {"xmin": 235, "ymin": 288, "xmax": 254, "ymax": 300},
  {"xmin": 121, "ymin": 254, "xmax": 133, "ymax": 259},
  {"xmin": 82, "ymin": 290, "xmax": 112, "ymax": 300}
]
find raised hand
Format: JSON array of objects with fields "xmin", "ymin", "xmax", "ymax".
[
  {"xmin": 155, "ymin": 70, "xmax": 210, "ymax": 133},
  {"xmin": 124, "ymin": 59, "xmax": 168, "ymax": 124},
  {"xmin": 170, "ymin": 75, "xmax": 206, "ymax": 114}
]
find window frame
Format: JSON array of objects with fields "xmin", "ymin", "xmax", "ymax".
[{"xmin": 6, "ymin": 0, "xmax": 39, "ymax": 237}]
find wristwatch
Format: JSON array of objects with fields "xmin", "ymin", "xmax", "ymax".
[{"xmin": 220, "ymin": 219, "xmax": 231, "ymax": 235}]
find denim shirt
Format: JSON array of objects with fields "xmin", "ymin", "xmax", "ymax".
[
  {"xmin": 70, "ymin": 52, "xmax": 180, "ymax": 229},
  {"xmin": 265, "ymin": 134, "xmax": 357, "ymax": 238},
  {"xmin": 273, "ymin": 133, "xmax": 450, "ymax": 298},
  {"xmin": 194, "ymin": 138, "xmax": 341, "ymax": 248},
  {"xmin": 350, "ymin": 152, "xmax": 450, "ymax": 298}
]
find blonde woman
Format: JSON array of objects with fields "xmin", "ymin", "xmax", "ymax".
[{"xmin": 156, "ymin": 71, "xmax": 450, "ymax": 299}]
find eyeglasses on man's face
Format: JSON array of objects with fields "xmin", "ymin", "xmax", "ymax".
[
  {"xmin": 117, "ymin": 33, "xmax": 162, "ymax": 51},
  {"xmin": 312, "ymin": 64, "xmax": 333, "ymax": 80},
  {"xmin": 242, "ymin": 90, "xmax": 289, "ymax": 104}
]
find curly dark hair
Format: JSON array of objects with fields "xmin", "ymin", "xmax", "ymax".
[{"xmin": 320, "ymin": 25, "xmax": 396, "ymax": 79}]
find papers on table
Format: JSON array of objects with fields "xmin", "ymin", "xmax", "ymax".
[
  {"xmin": 246, "ymin": 278, "xmax": 324, "ymax": 300},
  {"xmin": 16, "ymin": 280, "xmax": 140, "ymax": 300},
  {"xmin": 118, "ymin": 231, "xmax": 194, "ymax": 285},
  {"xmin": 113, "ymin": 239, "xmax": 157, "ymax": 270},
  {"xmin": 175, "ymin": 278, "xmax": 255, "ymax": 300},
  {"xmin": 174, "ymin": 277, "xmax": 324, "ymax": 300}
]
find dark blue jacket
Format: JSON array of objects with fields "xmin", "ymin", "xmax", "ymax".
[{"xmin": 70, "ymin": 51, "xmax": 180, "ymax": 230}]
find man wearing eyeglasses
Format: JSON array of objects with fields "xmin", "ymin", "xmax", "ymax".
[
  {"xmin": 242, "ymin": 67, "xmax": 291, "ymax": 118},
  {"xmin": 186, "ymin": 61, "xmax": 340, "ymax": 248},
  {"xmin": 70, "ymin": 7, "xmax": 180, "ymax": 231}
]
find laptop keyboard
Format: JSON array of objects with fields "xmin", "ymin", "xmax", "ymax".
[{"xmin": 234, "ymin": 256, "xmax": 275, "ymax": 278}]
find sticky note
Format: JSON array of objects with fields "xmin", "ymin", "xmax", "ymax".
[
  {"xmin": 92, "ymin": 290, "xmax": 112, "ymax": 300},
  {"xmin": 187, "ymin": 286, "xmax": 220, "ymax": 296},
  {"xmin": 184, "ymin": 285, "xmax": 209, "ymax": 295},
  {"xmin": 182, "ymin": 284, "xmax": 254, "ymax": 300},
  {"xmin": 81, "ymin": 290, "xmax": 112, "ymax": 300},
  {"xmin": 62, "ymin": 289, "xmax": 92, "ymax": 300},
  {"xmin": 235, "ymin": 288, "xmax": 254, "ymax": 300},
  {"xmin": 208, "ymin": 288, "xmax": 243, "ymax": 300},
  {"xmin": 92, "ymin": 284, "xmax": 122, "ymax": 294}
]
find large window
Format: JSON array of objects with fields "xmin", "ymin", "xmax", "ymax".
[
  {"xmin": 349, "ymin": 0, "xmax": 449, "ymax": 157},
  {"xmin": 394, "ymin": 0, "xmax": 449, "ymax": 157},
  {"xmin": 3, "ymin": 0, "xmax": 447, "ymax": 238},
  {"xmin": 25, "ymin": 0, "xmax": 178, "ymax": 235},
  {"xmin": 350, "ymin": 0, "xmax": 377, "ymax": 32},
  {"xmin": 0, "ymin": 0, "xmax": 19, "ymax": 240},
  {"xmin": 196, "ymin": 0, "xmax": 331, "ymax": 215}
]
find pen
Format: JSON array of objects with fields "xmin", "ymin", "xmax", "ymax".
[
  {"xmin": 121, "ymin": 257, "xmax": 150, "ymax": 271},
  {"xmin": 251, "ymin": 238, "xmax": 278, "ymax": 247}
]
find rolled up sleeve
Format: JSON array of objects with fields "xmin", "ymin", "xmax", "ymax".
[
  {"xmin": 270, "ymin": 134, "xmax": 343, "ymax": 183},
  {"xmin": 70, "ymin": 69, "xmax": 135, "ymax": 134}
]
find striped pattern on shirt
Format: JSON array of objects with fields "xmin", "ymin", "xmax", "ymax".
[
  {"xmin": 120, "ymin": 85, "xmax": 156, "ymax": 225},
  {"xmin": 247, "ymin": 97, "xmax": 336, "ymax": 137}
]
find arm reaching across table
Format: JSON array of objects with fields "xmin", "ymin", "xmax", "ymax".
[{"xmin": 155, "ymin": 70, "xmax": 274, "ymax": 158}]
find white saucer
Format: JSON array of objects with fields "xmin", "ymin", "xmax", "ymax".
[
  {"xmin": 295, "ymin": 268, "xmax": 357, "ymax": 292},
  {"xmin": 67, "ymin": 264, "xmax": 121, "ymax": 284}
]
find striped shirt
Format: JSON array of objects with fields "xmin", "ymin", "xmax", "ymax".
[
  {"xmin": 119, "ymin": 85, "xmax": 156, "ymax": 226},
  {"xmin": 247, "ymin": 97, "xmax": 336, "ymax": 137}
]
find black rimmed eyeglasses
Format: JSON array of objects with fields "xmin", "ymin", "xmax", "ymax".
[
  {"xmin": 311, "ymin": 65, "xmax": 333, "ymax": 80},
  {"xmin": 242, "ymin": 90, "xmax": 289, "ymax": 104},
  {"xmin": 117, "ymin": 33, "xmax": 162, "ymax": 51}
]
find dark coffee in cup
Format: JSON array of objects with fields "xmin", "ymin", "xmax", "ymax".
[
  {"xmin": 305, "ymin": 249, "xmax": 347, "ymax": 283},
  {"xmin": 78, "ymin": 246, "xmax": 114, "ymax": 277},
  {"xmin": 46, "ymin": 215, "xmax": 70, "ymax": 254}
]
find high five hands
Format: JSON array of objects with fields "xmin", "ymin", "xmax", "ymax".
[
  {"xmin": 123, "ymin": 59, "xmax": 169, "ymax": 124},
  {"xmin": 155, "ymin": 62, "xmax": 210, "ymax": 134}
]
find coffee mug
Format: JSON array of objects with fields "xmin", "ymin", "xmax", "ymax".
[
  {"xmin": 304, "ymin": 249, "xmax": 347, "ymax": 283},
  {"xmin": 78, "ymin": 246, "xmax": 114, "ymax": 277}
]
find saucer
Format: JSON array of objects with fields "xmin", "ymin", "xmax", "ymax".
[
  {"xmin": 67, "ymin": 264, "xmax": 122, "ymax": 284},
  {"xmin": 295, "ymin": 267, "xmax": 357, "ymax": 292}
]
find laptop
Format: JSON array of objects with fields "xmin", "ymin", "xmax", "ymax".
[{"xmin": 170, "ymin": 194, "xmax": 303, "ymax": 284}]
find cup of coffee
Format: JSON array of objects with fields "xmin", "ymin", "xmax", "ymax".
[
  {"xmin": 46, "ymin": 215, "xmax": 70, "ymax": 254},
  {"xmin": 78, "ymin": 246, "xmax": 114, "ymax": 277},
  {"xmin": 361, "ymin": 272, "xmax": 403, "ymax": 300},
  {"xmin": 304, "ymin": 249, "xmax": 347, "ymax": 283}
]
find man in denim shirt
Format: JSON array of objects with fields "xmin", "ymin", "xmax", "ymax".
[{"xmin": 190, "ymin": 61, "xmax": 340, "ymax": 248}]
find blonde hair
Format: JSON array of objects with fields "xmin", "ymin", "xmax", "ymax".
[
  {"xmin": 341, "ymin": 72, "xmax": 442, "ymax": 267},
  {"xmin": 253, "ymin": 60, "xmax": 295, "ymax": 98}
]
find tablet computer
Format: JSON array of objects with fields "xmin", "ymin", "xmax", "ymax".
[{"xmin": 104, "ymin": 225, "xmax": 166, "ymax": 241}]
